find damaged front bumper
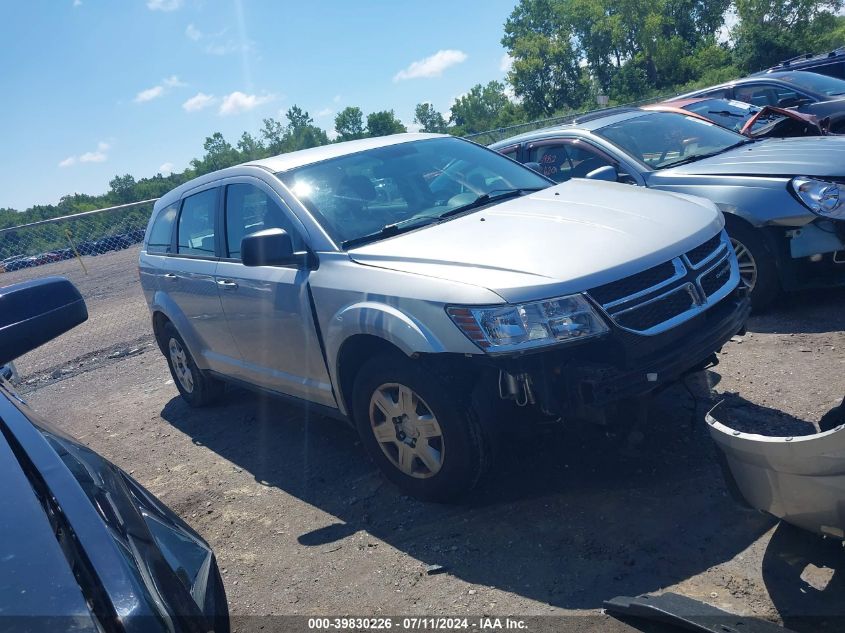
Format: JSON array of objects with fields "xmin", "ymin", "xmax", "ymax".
[{"xmin": 707, "ymin": 401, "xmax": 845, "ymax": 540}]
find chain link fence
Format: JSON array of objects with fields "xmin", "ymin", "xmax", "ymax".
[{"xmin": 1, "ymin": 200, "xmax": 158, "ymax": 387}]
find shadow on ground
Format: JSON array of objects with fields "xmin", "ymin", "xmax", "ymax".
[
  {"xmin": 762, "ymin": 522, "xmax": 845, "ymax": 632},
  {"xmin": 746, "ymin": 287, "xmax": 845, "ymax": 335},
  {"xmin": 161, "ymin": 381, "xmax": 775, "ymax": 612}
]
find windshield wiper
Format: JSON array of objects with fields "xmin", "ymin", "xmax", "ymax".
[
  {"xmin": 658, "ymin": 139, "xmax": 755, "ymax": 169},
  {"xmin": 341, "ymin": 188, "xmax": 544, "ymax": 249},
  {"xmin": 437, "ymin": 187, "xmax": 545, "ymax": 220},
  {"xmin": 341, "ymin": 215, "xmax": 442, "ymax": 249}
]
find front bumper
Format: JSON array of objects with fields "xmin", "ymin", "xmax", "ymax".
[
  {"xmin": 491, "ymin": 284, "xmax": 750, "ymax": 416},
  {"xmin": 707, "ymin": 402, "xmax": 845, "ymax": 540}
]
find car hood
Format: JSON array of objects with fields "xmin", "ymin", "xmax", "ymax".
[
  {"xmin": 349, "ymin": 179, "xmax": 723, "ymax": 304},
  {"xmin": 652, "ymin": 136, "xmax": 845, "ymax": 179}
]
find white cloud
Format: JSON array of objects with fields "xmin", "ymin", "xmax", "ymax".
[
  {"xmin": 218, "ymin": 91, "xmax": 275, "ymax": 115},
  {"xmin": 326, "ymin": 128, "xmax": 339, "ymax": 141},
  {"xmin": 185, "ymin": 23, "xmax": 202, "ymax": 41},
  {"xmin": 333, "ymin": 94, "xmax": 342, "ymax": 103},
  {"xmin": 500, "ymin": 53, "xmax": 513, "ymax": 73},
  {"xmin": 59, "ymin": 140, "xmax": 110, "ymax": 167},
  {"xmin": 393, "ymin": 49, "xmax": 468, "ymax": 82},
  {"xmin": 73, "ymin": 0, "xmax": 82, "ymax": 7},
  {"xmin": 134, "ymin": 85, "xmax": 164, "ymax": 102},
  {"xmin": 147, "ymin": 0, "xmax": 182, "ymax": 11},
  {"xmin": 163, "ymin": 75, "xmax": 186, "ymax": 88},
  {"xmin": 182, "ymin": 92, "xmax": 216, "ymax": 112},
  {"xmin": 134, "ymin": 76, "xmax": 186, "ymax": 103},
  {"xmin": 159, "ymin": 162, "xmax": 175, "ymax": 175},
  {"xmin": 316, "ymin": 107, "xmax": 334, "ymax": 118}
]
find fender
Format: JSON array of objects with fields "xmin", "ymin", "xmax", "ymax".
[
  {"xmin": 149, "ymin": 290, "xmax": 210, "ymax": 371},
  {"xmin": 323, "ymin": 301, "xmax": 451, "ymax": 414}
]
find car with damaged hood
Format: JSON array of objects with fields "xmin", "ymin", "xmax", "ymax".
[
  {"xmin": 643, "ymin": 97, "xmax": 829, "ymax": 139},
  {"xmin": 139, "ymin": 133, "xmax": 749, "ymax": 501},
  {"xmin": 0, "ymin": 276, "xmax": 228, "ymax": 632},
  {"xmin": 491, "ymin": 109, "xmax": 845, "ymax": 310}
]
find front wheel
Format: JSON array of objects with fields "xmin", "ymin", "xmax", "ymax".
[
  {"xmin": 726, "ymin": 221, "xmax": 780, "ymax": 311},
  {"xmin": 352, "ymin": 354, "xmax": 493, "ymax": 501}
]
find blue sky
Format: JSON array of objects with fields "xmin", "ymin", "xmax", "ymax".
[{"xmin": 0, "ymin": 0, "xmax": 518, "ymax": 210}]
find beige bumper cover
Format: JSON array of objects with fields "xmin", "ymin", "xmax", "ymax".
[{"xmin": 706, "ymin": 402, "xmax": 845, "ymax": 540}]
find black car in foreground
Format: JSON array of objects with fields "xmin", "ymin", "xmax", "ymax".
[{"xmin": 0, "ymin": 277, "xmax": 228, "ymax": 632}]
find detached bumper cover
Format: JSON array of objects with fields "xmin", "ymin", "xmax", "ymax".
[{"xmin": 707, "ymin": 401, "xmax": 845, "ymax": 540}]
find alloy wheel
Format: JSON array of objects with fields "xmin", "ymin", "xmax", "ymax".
[
  {"xmin": 369, "ymin": 383, "xmax": 445, "ymax": 479},
  {"xmin": 730, "ymin": 237, "xmax": 757, "ymax": 291}
]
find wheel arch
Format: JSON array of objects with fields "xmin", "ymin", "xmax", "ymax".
[{"xmin": 335, "ymin": 334, "xmax": 408, "ymax": 421}]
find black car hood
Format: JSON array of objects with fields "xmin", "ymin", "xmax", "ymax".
[
  {"xmin": 0, "ymin": 424, "xmax": 99, "ymax": 630},
  {"xmin": 651, "ymin": 136, "xmax": 845, "ymax": 179}
]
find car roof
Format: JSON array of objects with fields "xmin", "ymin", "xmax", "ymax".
[
  {"xmin": 246, "ymin": 133, "xmax": 446, "ymax": 172},
  {"xmin": 154, "ymin": 133, "xmax": 448, "ymax": 210},
  {"xmin": 671, "ymin": 71, "xmax": 821, "ymax": 100},
  {"xmin": 489, "ymin": 109, "xmax": 649, "ymax": 147}
]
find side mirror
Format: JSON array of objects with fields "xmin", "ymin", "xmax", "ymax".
[
  {"xmin": 0, "ymin": 277, "xmax": 88, "ymax": 366},
  {"xmin": 585, "ymin": 165, "xmax": 619, "ymax": 182},
  {"xmin": 241, "ymin": 228, "xmax": 314, "ymax": 268},
  {"xmin": 523, "ymin": 161, "xmax": 543, "ymax": 174}
]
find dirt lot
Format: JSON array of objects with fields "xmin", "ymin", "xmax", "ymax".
[{"xmin": 21, "ymin": 287, "xmax": 845, "ymax": 632}]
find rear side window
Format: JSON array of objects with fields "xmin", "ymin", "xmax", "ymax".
[
  {"xmin": 224, "ymin": 184, "xmax": 302, "ymax": 259},
  {"xmin": 178, "ymin": 189, "xmax": 217, "ymax": 256},
  {"xmin": 146, "ymin": 203, "xmax": 177, "ymax": 254},
  {"xmin": 527, "ymin": 142, "xmax": 614, "ymax": 182}
]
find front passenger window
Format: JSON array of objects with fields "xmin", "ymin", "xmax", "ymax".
[
  {"xmin": 225, "ymin": 184, "xmax": 301, "ymax": 259},
  {"xmin": 178, "ymin": 189, "xmax": 217, "ymax": 256}
]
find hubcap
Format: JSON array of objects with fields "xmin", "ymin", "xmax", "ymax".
[
  {"xmin": 730, "ymin": 237, "xmax": 757, "ymax": 291},
  {"xmin": 168, "ymin": 338, "xmax": 194, "ymax": 393},
  {"xmin": 369, "ymin": 383, "xmax": 444, "ymax": 479}
]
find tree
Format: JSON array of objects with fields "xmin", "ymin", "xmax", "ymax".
[
  {"xmin": 731, "ymin": 0, "xmax": 843, "ymax": 72},
  {"xmin": 334, "ymin": 106, "xmax": 366, "ymax": 141},
  {"xmin": 190, "ymin": 132, "xmax": 241, "ymax": 175},
  {"xmin": 260, "ymin": 117, "xmax": 286, "ymax": 154},
  {"xmin": 108, "ymin": 174, "xmax": 137, "ymax": 204},
  {"xmin": 366, "ymin": 110, "xmax": 407, "ymax": 137},
  {"xmin": 413, "ymin": 103, "xmax": 448, "ymax": 133},
  {"xmin": 237, "ymin": 131, "xmax": 266, "ymax": 161},
  {"xmin": 449, "ymin": 81, "xmax": 523, "ymax": 134},
  {"xmin": 284, "ymin": 105, "xmax": 329, "ymax": 150}
]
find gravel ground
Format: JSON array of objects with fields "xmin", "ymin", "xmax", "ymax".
[{"xmin": 20, "ymin": 287, "xmax": 845, "ymax": 632}]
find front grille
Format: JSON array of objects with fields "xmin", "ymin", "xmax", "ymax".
[
  {"xmin": 614, "ymin": 286, "xmax": 695, "ymax": 331},
  {"xmin": 587, "ymin": 230, "xmax": 735, "ymax": 335},
  {"xmin": 685, "ymin": 233, "xmax": 723, "ymax": 267},
  {"xmin": 700, "ymin": 257, "xmax": 733, "ymax": 297},
  {"xmin": 588, "ymin": 261, "xmax": 676, "ymax": 305}
]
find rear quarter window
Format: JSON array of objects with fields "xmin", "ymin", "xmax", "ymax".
[{"xmin": 146, "ymin": 203, "xmax": 178, "ymax": 254}]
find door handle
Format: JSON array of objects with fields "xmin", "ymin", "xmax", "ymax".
[
  {"xmin": 216, "ymin": 279, "xmax": 238, "ymax": 289},
  {"xmin": 163, "ymin": 273, "xmax": 178, "ymax": 281}
]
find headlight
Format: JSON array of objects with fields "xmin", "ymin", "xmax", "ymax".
[
  {"xmin": 791, "ymin": 177, "xmax": 845, "ymax": 220},
  {"xmin": 447, "ymin": 294, "xmax": 608, "ymax": 352}
]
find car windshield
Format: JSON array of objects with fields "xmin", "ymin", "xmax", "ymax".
[
  {"xmin": 276, "ymin": 137, "xmax": 550, "ymax": 247},
  {"xmin": 777, "ymin": 71, "xmax": 845, "ymax": 96},
  {"xmin": 595, "ymin": 111, "xmax": 749, "ymax": 169},
  {"xmin": 684, "ymin": 99, "xmax": 758, "ymax": 130}
]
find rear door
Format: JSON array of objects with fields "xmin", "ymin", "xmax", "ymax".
[
  {"xmin": 214, "ymin": 178, "xmax": 335, "ymax": 407},
  {"xmin": 524, "ymin": 138, "xmax": 620, "ymax": 183},
  {"xmin": 165, "ymin": 186, "xmax": 241, "ymax": 372}
]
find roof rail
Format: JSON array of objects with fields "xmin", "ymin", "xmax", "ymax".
[
  {"xmin": 572, "ymin": 106, "xmax": 640, "ymax": 124},
  {"xmin": 776, "ymin": 47, "xmax": 845, "ymax": 68}
]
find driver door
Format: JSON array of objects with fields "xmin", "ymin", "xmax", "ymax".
[{"xmin": 214, "ymin": 178, "xmax": 335, "ymax": 407}]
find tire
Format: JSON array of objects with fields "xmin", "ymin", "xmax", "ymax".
[
  {"xmin": 351, "ymin": 354, "xmax": 493, "ymax": 502},
  {"xmin": 725, "ymin": 219, "xmax": 780, "ymax": 311},
  {"xmin": 160, "ymin": 321, "xmax": 224, "ymax": 407}
]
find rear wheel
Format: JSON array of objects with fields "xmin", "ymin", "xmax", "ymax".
[
  {"xmin": 352, "ymin": 354, "xmax": 493, "ymax": 501},
  {"xmin": 725, "ymin": 220, "xmax": 779, "ymax": 311},
  {"xmin": 160, "ymin": 321, "xmax": 223, "ymax": 407}
]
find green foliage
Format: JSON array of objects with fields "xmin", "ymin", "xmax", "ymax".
[
  {"xmin": 413, "ymin": 103, "xmax": 448, "ymax": 133},
  {"xmin": 449, "ymin": 81, "xmax": 524, "ymax": 134},
  {"xmin": 335, "ymin": 106, "xmax": 367, "ymax": 141},
  {"xmin": 366, "ymin": 110, "xmax": 407, "ymax": 137},
  {"xmin": 731, "ymin": 0, "xmax": 844, "ymax": 71}
]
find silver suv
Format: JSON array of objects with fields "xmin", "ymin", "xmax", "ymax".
[{"xmin": 139, "ymin": 134, "xmax": 750, "ymax": 500}]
